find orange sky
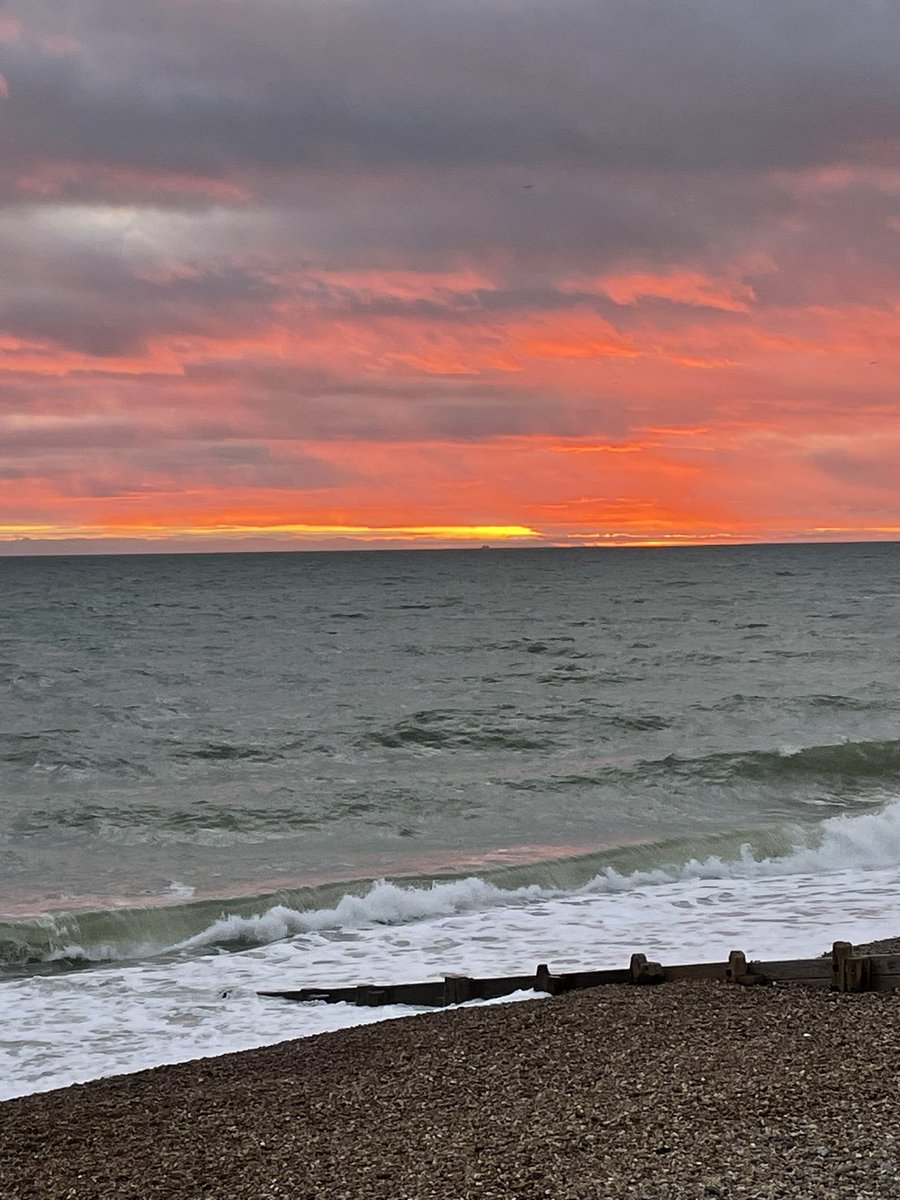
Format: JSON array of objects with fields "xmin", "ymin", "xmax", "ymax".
[{"xmin": 1, "ymin": 1, "xmax": 899, "ymax": 553}]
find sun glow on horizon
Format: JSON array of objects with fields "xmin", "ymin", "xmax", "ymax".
[{"xmin": 0, "ymin": 520, "xmax": 542, "ymax": 546}]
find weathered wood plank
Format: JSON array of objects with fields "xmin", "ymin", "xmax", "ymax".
[
  {"xmin": 858, "ymin": 954, "xmax": 900, "ymax": 991},
  {"xmin": 550, "ymin": 967, "xmax": 631, "ymax": 992},
  {"xmin": 258, "ymin": 947, "xmax": 900, "ymax": 1007},
  {"xmin": 870, "ymin": 953, "xmax": 900, "ymax": 976},
  {"xmin": 663, "ymin": 961, "xmax": 731, "ymax": 983},
  {"xmin": 754, "ymin": 958, "xmax": 833, "ymax": 985},
  {"xmin": 377, "ymin": 980, "xmax": 445, "ymax": 1005},
  {"xmin": 474, "ymin": 974, "xmax": 535, "ymax": 1000},
  {"xmin": 258, "ymin": 985, "xmax": 359, "ymax": 1003}
]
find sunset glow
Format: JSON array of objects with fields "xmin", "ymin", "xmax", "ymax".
[{"xmin": 2, "ymin": 1, "xmax": 899, "ymax": 553}]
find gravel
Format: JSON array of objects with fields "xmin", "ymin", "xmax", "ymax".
[
  {"xmin": 853, "ymin": 937, "xmax": 900, "ymax": 956},
  {"xmin": 3, "ymin": 980, "xmax": 900, "ymax": 1200}
]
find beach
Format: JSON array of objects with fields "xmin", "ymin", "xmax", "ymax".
[
  {"xmin": 4, "ymin": 974, "xmax": 900, "ymax": 1200},
  {"xmin": 4, "ymin": 0, "xmax": 900, "ymax": 1189}
]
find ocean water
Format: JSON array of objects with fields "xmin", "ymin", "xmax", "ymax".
[{"xmin": 2, "ymin": 542, "xmax": 900, "ymax": 1101}]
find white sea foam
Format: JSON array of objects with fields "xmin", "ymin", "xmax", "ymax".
[
  {"xmin": 591, "ymin": 796, "xmax": 900, "ymax": 890},
  {"xmin": 3, "ymin": 803, "xmax": 900, "ymax": 1102},
  {"xmin": 175, "ymin": 877, "xmax": 547, "ymax": 952},
  {"xmin": 166, "ymin": 881, "xmax": 196, "ymax": 899},
  {"xmin": 151, "ymin": 797, "xmax": 900, "ymax": 953}
]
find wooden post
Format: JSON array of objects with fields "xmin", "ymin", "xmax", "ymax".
[
  {"xmin": 726, "ymin": 949, "xmax": 764, "ymax": 986},
  {"xmin": 630, "ymin": 953, "xmax": 665, "ymax": 985},
  {"xmin": 831, "ymin": 941, "xmax": 873, "ymax": 993},
  {"xmin": 831, "ymin": 941, "xmax": 853, "ymax": 992},
  {"xmin": 726, "ymin": 950, "xmax": 748, "ymax": 981},
  {"xmin": 442, "ymin": 974, "xmax": 473, "ymax": 1005},
  {"xmin": 535, "ymin": 963, "xmax": 555, "ymax": 994},
  {"xmin": 847, "ymin": 955, "xmax": 873, "ymax": 992}
]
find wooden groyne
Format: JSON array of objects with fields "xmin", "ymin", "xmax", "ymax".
[{"xmin": 258, "ymin": 941, "xmax": 900, "ymax": 1008}]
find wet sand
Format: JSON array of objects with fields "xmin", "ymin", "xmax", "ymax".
[{"xmin": 3, "ymin": 974, "xmax": 900, "ymax": 1200}]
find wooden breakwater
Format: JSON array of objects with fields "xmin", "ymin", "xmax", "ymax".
[{"xmin": 258, "ymin": 941, "xmax": 900, "ymax": 1008}]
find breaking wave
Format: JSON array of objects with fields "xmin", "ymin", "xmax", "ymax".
[{"xmin": 4, "ymin": 797, "xmax": 900, "ymax": 976}]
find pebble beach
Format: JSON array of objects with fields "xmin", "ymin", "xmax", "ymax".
[{"xmin": 4, "ymin": 962, "xmax": 900, "ymax": 1200}]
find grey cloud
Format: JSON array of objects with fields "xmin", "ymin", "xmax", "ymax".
[
  {"xmin": 811, "ymin": 449, "xmax": 900, "ymax": 492},
  {"xmin": 2, "ymin": 0, "xmax": 900, "ymax": 193},
  {"xmin": 190, "ymin": 358, "xmax": 635, "ymax": 442},
  {"xmin": 2, "ymin": 343, "xmax": 632, "ymax": 457},
  {"xmin": 4, "ymin": 147, "xmax": 897, "ymax": 360},
  {"xmin": 2, "ymin": 162, "xmax": 898, "ymax": 387},
  {"xmin": 747, "ymin": 179, "xmax": 900, "ymax": 309},
  {"xmin": 121, "ymin": 445, "xmax": 349, "ymax": 490},
  {"xmin": 0, "ymin": 212, "xmax": 278, "ymax": 353},
  {"xmin": 0, "ymin": 421, "xmax": 143, "ymax": 454},
  {"xmin": 1, "ymin": 430, "xmax": 350, "ymax": 491},
  {"xmin": 1, "ymin": 0, "xmax": 898, "ymax": 461}
]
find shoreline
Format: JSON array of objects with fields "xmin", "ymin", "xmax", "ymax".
[{"xmin": 4, "ymin": 968, "xmax": 900, "ymax": 1199}]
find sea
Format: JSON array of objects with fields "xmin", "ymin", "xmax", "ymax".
[{"xmin": 2, "ymin": 542, "xmax": 900, "ymax": 1102}]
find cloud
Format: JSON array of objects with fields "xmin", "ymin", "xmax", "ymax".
[
  {"xmin": 3, "ymin": 0, "xmax": 900, "ymax": 193},
  {"xmin": 1, "ymin": 0, "xmax": 899, "ymax": 547},
  {"xmin": 811, "ymin": 443, "xmax": 900, "ymax": 492},
  {"xmin": 0, "ymin": 207, "xmax": 280, "ymax": 355}
]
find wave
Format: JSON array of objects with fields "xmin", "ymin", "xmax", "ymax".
[
  {"xmin": 643, "ymin": 737, "xmax": 900, "ymax": 786},
  {"xmin": 366, "ymin": 709, "xmax": 551, "ymax": 751},
  {"xmin": 173, "ymin": 743, "xmax": 280, "ymax": 763},
  {"xmin": 4, "ymin": 797, "xmax": 900, "ymax": 976}
]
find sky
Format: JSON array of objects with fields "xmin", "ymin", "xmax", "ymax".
[{"xmin": 1, "ymin": 0, "xmax": 899, "ymax": 554}]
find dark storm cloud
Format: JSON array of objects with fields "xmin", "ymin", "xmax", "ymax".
[{"xmin": 2, "ymin": 0, "xmax": 900, "ymax": 195}]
